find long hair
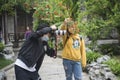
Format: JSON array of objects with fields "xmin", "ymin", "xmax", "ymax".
[
  {"xmin": 66, "ymin": 20, "xmax": 79, "ymax": 34},
  {"xmin": 60, "ymin": 19, "xmax": 79, "ymax": 46}
]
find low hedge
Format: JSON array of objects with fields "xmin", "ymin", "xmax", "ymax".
[
  {"xmin": 103, "ymin": 58, "xmax": 120, "ymax": 76},
  {"xmin": 98, "ymin": 44, "xmax": 120, "ymax": 55},
  {"xmin": 86, "ymin": 51, "xmax": 102, "ymax": 64}
]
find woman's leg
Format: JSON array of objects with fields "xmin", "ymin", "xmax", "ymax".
[
  {"xmin": 63, "ymin": 59, "xmax": 73, "ymax": 80},
  {"xmin": 73, "ymin": 62, "xmax": 82, "ymax": 80}
]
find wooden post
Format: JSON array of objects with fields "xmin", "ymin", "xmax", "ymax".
[
  {"xmin": 13, "ymin": 6, "xmax": 19, "ymax": 47},
  {"xmin": 3, "ymin": 11, "xmax": 8, "ymax": 44}
]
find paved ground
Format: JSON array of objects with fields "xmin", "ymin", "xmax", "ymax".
[{"xmin": 5, "ymin": 55, "xmax": 90, "ymax": 80}]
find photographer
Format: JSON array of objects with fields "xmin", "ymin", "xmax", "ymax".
[{"xmin": 14, "ymin": 23, "xmax": 56, "ymax": 80}]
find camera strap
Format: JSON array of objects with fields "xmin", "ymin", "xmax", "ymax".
[
  {"xmin": 64, "ymin": 36, "xmax": 69, "ymax": 47},
  {"xmin": 53, "ymin": 33, "xmax": 57, "ymax": 58},
  {"xmin": 63, "ymin": 27, "xmax": 71, "ymax": 47}
]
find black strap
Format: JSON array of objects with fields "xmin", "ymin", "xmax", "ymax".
[
  {"xmin": 64, "ymin": 35, "xmax": 69, "ymax": 47},
  {"xmin": 80, "ymin": 36, "xmax": 82, "ymax": 41}
]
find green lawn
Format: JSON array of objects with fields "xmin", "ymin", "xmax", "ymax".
[{"xmin": 0, "ymin": 58, "xmax": 13, "ymax": 69}]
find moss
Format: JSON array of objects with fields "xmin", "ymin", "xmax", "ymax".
[{"xmin": 0, "ymin": 58, "xmax": 13, "ymax": 69}]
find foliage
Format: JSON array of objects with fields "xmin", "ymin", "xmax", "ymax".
[
  {"xmin": 0, "ymin": 0, "xmax": 16, "ymax": 15},
  {"xmin": 98, "ymin": 44, "xmax": 120, "ymax": 55},
  {"xmin": 103, "ymin": 58, "xmax": 120, "ymax": 76},
  {"xmin": 48, "ymin": 40, "xmax": 54, "ymax": 48},
  {"xmin": 86, "ymin": 51, "xmax": 102, "ymax": 64},
  {"xmin": 47, "ymin": 37, "xmax": 63, "ymax": 50},
  {"xmin": 1, "ymin": 0, "xmax": 120, "ymax": 44},
  {"xmin": 32, "ymin": 0, "xmax": 80, "ymax": 30},
  {"xmin": 0, "ymin": 42, "xmax": 4, "ymax": 52},
  {"xmin": 0, "ymin": 0, "xmax": 36, "ymax": 16},
  {"xmin": 0, "ymin": 57, "xmax": 13, "ymax": 69},
  {"xmin": 57, "ymin": 41, "xmax": 63, "ymax": 50},
  {"xmin": 77, "ymin": 0, "xmax": 120, "ymax": 42},
  {"xmin": 62, "ymin": 0, "xmax": 80, "ymax": 20}
]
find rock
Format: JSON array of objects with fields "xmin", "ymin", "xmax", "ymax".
[
  {"xmin": 87, "ymin": 55, "xmax": 117, "ymax": 80},
  {"xmin": 103, "ymin": 68, "xmax": 111, "ymax": 72},
  {"xmin": 86, "ymin": 47, "xmax": 92, "ymax": 52},
  {"xmin": 4, "ymin": 42, "xmax": 14, "ymax": 55},
  {"xmin": 0, "ymin": 71, "xmax": 7, "ymax": 80},
  {"xmin": 3, "ymin": 54, "xmax": 14, "ymax": 60},
  {"xmin": 104, "ymin": 72, "xmax": 117, "ymax": 80},
  {"xmin": 101, "ymin": 64, "xmax": 108, "ymax": 68},
  {"xmin": 0, "ymin": 53, "xmax": 4, "ymax": 58},
  {"xmin": 97, "ymin": 55, "xmax": 110, "ymax": 63},
  {"xmin": 3, "ymin": 42, "xmax": 14, "ymax": 60}
]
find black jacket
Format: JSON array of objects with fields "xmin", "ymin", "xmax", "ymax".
[{"xmin": 18, "ymin": 27, "xmax": 52, "ymax": 67}]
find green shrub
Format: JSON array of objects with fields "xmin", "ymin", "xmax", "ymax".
[
  {"xmin": 98, "ymin": 44, "xmax": 120, "ymax": 55},
  {"xmin": 0, "ymin": 42, "xmax": 4, "ymax": 52},
  {"xmin": 86, "ymin": 51, "xmax": 102, "ymax": 64},
  {"xmin": 48, "ymin": 39, "xmax": 63, "ymax": 50},
  {"xmin": 103, "ymin": 59, "xmax": 120, "ymax": 76},
  {"xmin": 57, "ymin": 41, "xmax": 63, "ymax": 50}
]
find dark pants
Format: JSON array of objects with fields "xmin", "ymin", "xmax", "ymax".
[{"xmin": 15, "ymin": 65, "xmax": 41, "ymax": 80}]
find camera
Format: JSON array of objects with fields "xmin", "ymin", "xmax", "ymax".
[
  {"xmin": 48, "ymin": 30, "xmax": 67, "ymax": 58},
  {"xmin": 55, "ymin": 30, "xmax": 67, "ymax": 36},
  {"xmin": 49, "ymin": 30, "xmax": 67, "ymax": 41},
  {"xmin": 50, "ymin": 30, "xmax": 67, "ymax": 36}
]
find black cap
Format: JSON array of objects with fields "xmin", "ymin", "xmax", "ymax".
[{"xmin": 36, "ymin": 23, "xmax": 50, "ymax": 31}]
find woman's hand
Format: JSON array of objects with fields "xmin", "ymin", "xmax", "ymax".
[{"xmin": 50, "ymin": 25, "xmax": 57, "ymax": 30}]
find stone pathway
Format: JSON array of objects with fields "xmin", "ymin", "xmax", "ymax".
[{"xmin": 5, "ymin": 55, "xmax": 90, "ymax": 80}]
